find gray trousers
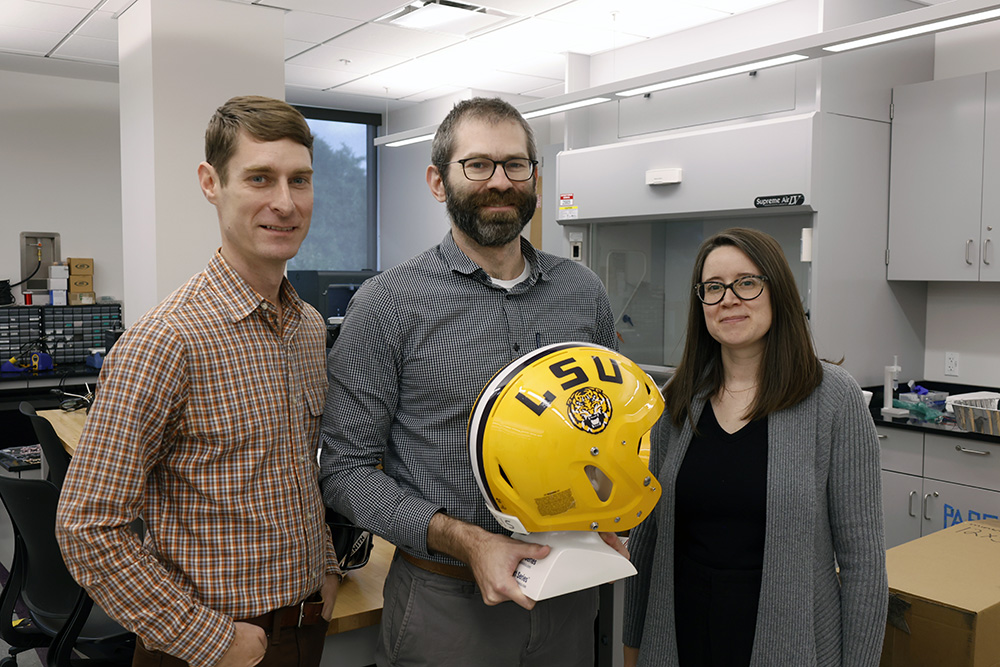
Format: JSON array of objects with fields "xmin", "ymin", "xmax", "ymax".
[{"xmin": 376, "ymin": 551, "xmax": 599, "ymax": 667}]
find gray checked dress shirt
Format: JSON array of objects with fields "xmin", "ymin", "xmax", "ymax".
[{"xmin": 319, "ymin": 231, "xmax": 618, "ymax": 565}]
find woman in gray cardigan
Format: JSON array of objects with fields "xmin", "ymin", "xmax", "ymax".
[{"xmin": 623, "ymin": 228, "xmax": 887, "ymax": 667}]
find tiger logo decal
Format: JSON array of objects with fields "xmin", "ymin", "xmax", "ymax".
[{"xmin": 566, "ymin": 386, "xmax": 613, "ymax": 434}]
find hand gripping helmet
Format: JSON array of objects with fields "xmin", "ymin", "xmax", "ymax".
[{"xmin": 468, "ymin": 342, "xmax": 663, "ymax": 534}]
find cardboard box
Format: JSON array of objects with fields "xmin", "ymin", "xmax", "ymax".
[
  {"xmin": 68, "ymin": 275, "xmax": 93, "ymax": 293},
  {"xmin": 880, "ymin": 519, "xmax": 1000, "ymax": 667},
  {"xmin": 67, "ymin": 257, "xmax": 94, "ymax": 275},
  {"xmin": 68, "ymin": 291, "xmax": 96, "ymax": 306},
  {"xmin": 46, "ymin": 277, "xmax": 68, "ymax": 291},
  {"xmin": 48, "ymin": 264, "xmax": 69, "ymax": 279},
  {"xmin": 49, "ymin": 289, "xmax": 67, "ymax": 306}
]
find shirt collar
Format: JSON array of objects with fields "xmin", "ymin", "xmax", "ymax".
[
  {"xmin": 439, "ymin": 230, "xmax": 554, "ymax": 285},
  {"xmin": 206, "ymin": 252, "xmax": 302, "ymax": 323}
]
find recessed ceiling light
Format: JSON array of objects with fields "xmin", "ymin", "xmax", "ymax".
[{"xmin": 377, "ymin": 0, "xmax": 514, "ymax": 36}]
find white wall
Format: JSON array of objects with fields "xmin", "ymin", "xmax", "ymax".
[
  {"xmin": 0, "ymin": 69, "xmax": 124, "ymax": 303},
  {"xmin": 920, "ymin": 21, "xmax": 1000, "ymax": 386}
]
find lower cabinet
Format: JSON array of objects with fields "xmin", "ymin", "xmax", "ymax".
[
  {"xmin": 880, "ymin": 469, "xmax": 922, "ymax": 549},
  {"xmin": 879, "ymin": 426, "xmax": 1000, "ymax": 549}
]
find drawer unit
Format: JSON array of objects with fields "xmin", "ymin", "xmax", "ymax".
[
  {"xmin": 0, "ymin": 304, "xmax": 121, "ymax": 366},
  {"xmin": 0, "ymin": 307, "xmax": 43, "ymax": 361},
  {"xmin": 877, "ymin": 426, "xmax": 923, "ymax": 476},
  {"xmin": 880, "ymin": 425, "xmax": 1000, "ymax": 549},
  {"xmin": 924, "ymin": 433, "xmax": 1000, "ymax": 493}
]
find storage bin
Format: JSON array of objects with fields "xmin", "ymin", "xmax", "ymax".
[{"xmin": 953, "ymin": 398, "xmax": 1000, "ymax": 436}]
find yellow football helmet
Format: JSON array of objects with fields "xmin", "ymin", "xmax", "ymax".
[{"xmin": 468, "ymin": 342, "xmax": 664, "ymax": 534}]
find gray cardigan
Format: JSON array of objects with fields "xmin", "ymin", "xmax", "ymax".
[{"xmin": 623, "ymin": 362, "xmax": 887, "ymax": 666}]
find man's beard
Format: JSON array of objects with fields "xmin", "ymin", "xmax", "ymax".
[{"xmin": 444, "ymin": 179, "xmax": 537, "ymax": 248}]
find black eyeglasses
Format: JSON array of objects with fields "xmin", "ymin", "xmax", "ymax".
[
  {"xmin": 693, "ymin": 275, "xmax": 768, "ymax": 305},
  {"xmin": 443, "ymin": 157, "xmax": 538, "ymax": 182}
]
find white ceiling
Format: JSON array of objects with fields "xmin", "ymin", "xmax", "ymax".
[{"xmin": 0, "ymin": 0, "xmax": 948, "ymax": 114}]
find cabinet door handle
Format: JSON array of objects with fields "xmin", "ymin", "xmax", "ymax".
[
  {"xmin": 908, "ymin": 490, "xmax": 917, "ymax": 517},
  {"xmin": 985, "ymin": 238, "xmax": 993, "ymax": 266},
  {"xmin": 967, "ymin": 239, "xmax": 976, "ymax": 264},
  {"xmin": 955, "ymin": 444, "xmax": 991, "ymax": 456},
  {"xmin": 923, "ymin": 491, "xmax": 939, "ymax": 521}
]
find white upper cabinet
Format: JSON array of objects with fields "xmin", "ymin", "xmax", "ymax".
[{"xmin": 888, "ymin": 72, "xmax": 1000, "ymax": 281}]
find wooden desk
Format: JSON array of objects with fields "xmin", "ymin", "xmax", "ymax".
[
  {"xmin": 39, "ymin": 408, "xmax": 85, "ymax": 455},
  {"xmin": 328, "ymin": 538, "xmax": 393, "ymax": 634},
  {"xmin": 37, "ymin": 408, "xmax": 393, "ymax": 636}
]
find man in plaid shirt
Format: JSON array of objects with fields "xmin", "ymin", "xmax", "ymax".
[{"xmin": 57, "ymin": 96, "xmax": 341, "ymax": 667}]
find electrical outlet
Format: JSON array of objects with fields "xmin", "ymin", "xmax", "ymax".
[{"xmin": 945, "ymin": 351, "xmax": 960, "ymax": 377}]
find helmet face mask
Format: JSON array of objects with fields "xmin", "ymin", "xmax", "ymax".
[{"xmin": 469, "ymin": 342, "xmax": 664, "ymax": 534}]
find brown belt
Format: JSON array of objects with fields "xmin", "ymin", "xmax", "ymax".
[
  {"xmin": 400, "ymin": 550, "xmax": 476, "ymax": 582},
  {"xmin": 241, "ymin": 596, "xmax": 326, "ymax": 631}
]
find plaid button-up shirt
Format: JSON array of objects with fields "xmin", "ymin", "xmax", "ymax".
[{"xmin": 57, "ymin": 253, "xmax": 336, "ymax": 667}]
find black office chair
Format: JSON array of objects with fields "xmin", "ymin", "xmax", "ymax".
[
  {"xmin": 18, "ymin": 402, "xmax": 72, "ymax": 489},
  {"xmin": 0, "ymin": 475, "xmax": 134, "ymax": 667}
]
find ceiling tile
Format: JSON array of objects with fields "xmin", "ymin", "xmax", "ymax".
[
  {"xmin": 102, "ymin": 0, "xmax": 138, "ymax": 11},
  {"xmin": 28, "ymin": 0, "xmax": 95, "ymax": 8},
  {"xmin": 332, "ymin": 74, "xmax": 437, "ymax": 100},
  {"xmin": 284, "ymin": 38, "xmax": 315, "ymax": 59},
  {"xmin": 283, "ymin": 10, "xmax": 360, "ymax": 44},
  {"xmin": 476, "ymin": 17, "xmax": 646, "ymax": 56},
  {"xmin": 522, "ymin": 81, "xmax": 564, "ymax": 98},
  {"xmin": 540, "ymin": 0, "xmax": 726, "ymax": 39},
  {"xmin": 75, "ymin": 9, "xmax": 117, "ymax": 40},
  {"xmin": 288, "ymin": 42, "xmax": 408, "ymax": 74},
  {"xmin": 695, "ymin": 0, "xmax": 786, "ymax": 14},
  {"xmin": 449, "ymin": 37, "xmax": 565, "ymax": 79},
  {"xmin": 476, "ymin": 0, "xmax": 572, "ymax": 17},
  {"xmin": 53, "ymin": 33, "xmax": 117, "ymax": 64},
  {"xmin": 264, "ymin": 0, "xmax": 407, "ymax": 21},
  {"xmin": 284, "ymin": 62, "xmax": 360, "ymax": 89},
  {"xmin": 0, "ymin": 24, "xmax": 62, "ymax": 55},
  {"xmin": 0, "ymin": 0, "xmax": 88, "ymax": 32},
  {"xmin": 399, "ymin": 83, "xmax": 466, "ymax": 103},
  {"xmin": 463, "ymin": 69, "xmax": 560, "ymax": 96},
  {"xmin": 334, "ymin": 57, "xmax": 449, "ymax": 98},
  {"xmin": 323, "ymin": 22, "xmax": 463, "ymax": 58}
]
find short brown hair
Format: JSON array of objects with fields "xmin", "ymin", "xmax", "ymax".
[
  {"xmin": 431, "ymin": 97, "xmax": 536, "ymax": 176},
  {"xmin": 665, "ymin": 227, "xmax": 823, "ymax": 428},
  {"xmin": 204, "ymin": 95, "xmax": 313, "ymax": 185}
]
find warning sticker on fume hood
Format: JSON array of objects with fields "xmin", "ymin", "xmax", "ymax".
[
  {"xmin": 754, "ymin": 193, "xmax": 805, "ymax": 208},
  {"xmin": 558, "ymin": 193, "xmax": 578, "ymax": 220}
]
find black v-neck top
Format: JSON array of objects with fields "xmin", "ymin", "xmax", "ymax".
[{"xmin": 674, "ymin": 402, "xmax": 768, "ymax": 570}]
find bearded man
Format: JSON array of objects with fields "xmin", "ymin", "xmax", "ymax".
[{"xmin": 319, "ymin": 97, "xmax": 623, "ymax": 666}]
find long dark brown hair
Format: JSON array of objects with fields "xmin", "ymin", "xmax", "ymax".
[{"xmin": 665, "ymin": 227, "xmax": 823, "ymax": 428}]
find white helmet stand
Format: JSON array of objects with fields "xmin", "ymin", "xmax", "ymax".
[{"xmin": 510, "ymin": 531, "xmax": 637, "ymax": 601}]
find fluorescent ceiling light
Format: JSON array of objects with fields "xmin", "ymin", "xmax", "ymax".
[
  {"xmin": 384, "ymin": 1, "xmax": 511, "ymax": 35},
  {"xmin": 521, "ymin": 97, "xmax": 612, "ymax": 119},
  {"xmin": 823, "ymin": 7, "xmax": 1000, "ymax": 52},
  {"xmin": 385, "ymin": 133, "xmax": 436, "ymax": 147},
  {"xmin": 616, "ymin": 53, "xmax": 808, "ymax": 97}
]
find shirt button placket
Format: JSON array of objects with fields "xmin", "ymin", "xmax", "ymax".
[{"xmin": 503, "ymin": 291, "xmax": 523, "ymax": 355}]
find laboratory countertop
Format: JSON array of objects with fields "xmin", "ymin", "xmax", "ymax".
[
  {"xmin": 866, "ymin": 379, "xmax": 1000, "ymax": 445},
  {"xmin": 0, "ymin": 363, "xmax": 100, "ymax": 391}
]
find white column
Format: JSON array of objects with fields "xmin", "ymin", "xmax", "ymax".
[
  {"xmin": 118, "ymin": 0, "xmax": 285, "ymax": 324},
  {"xmin": 563, "ymin": 51, "xmax": 591, "ymax": 152}
]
